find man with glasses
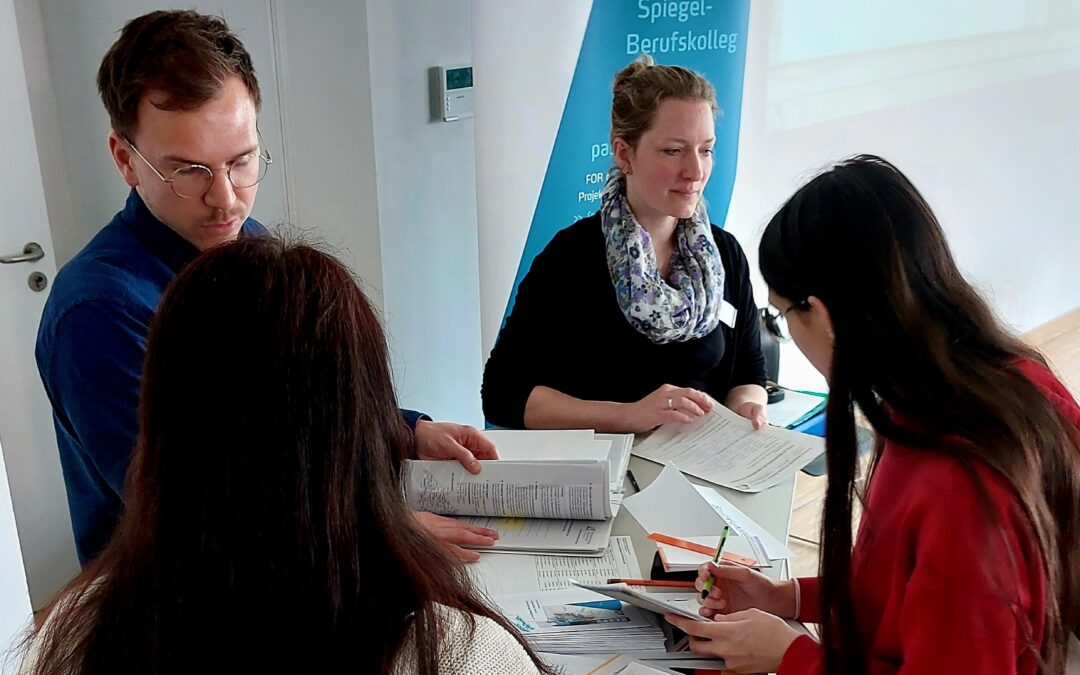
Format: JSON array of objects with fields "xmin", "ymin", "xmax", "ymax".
[{"xmin": 36, "ymin": 10, "xmax": 499, "ymax": 566}]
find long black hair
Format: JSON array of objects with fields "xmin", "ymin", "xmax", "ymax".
[
  {"xmin": 760, "ymin": 155, "xmax": 1080, "ymax": 674},
  {"xmin": 27, "ymin": 237, "xmax": 551, "ymax": 674}
]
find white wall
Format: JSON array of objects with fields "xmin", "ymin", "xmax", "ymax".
[
  {"xmin": 268, "ymin": 0, "xmax": 384, "ymax": 307},
  {"xmin": 473, "ymin": 1, "xmax": 592, "ymax": 358},
  {"xmin": 724, "ymin": 0, "xmax": 1080, "ymax": 390},
  {"xmin": 368, "ymin": 0, "xmax": 485, "ymax": 425}
]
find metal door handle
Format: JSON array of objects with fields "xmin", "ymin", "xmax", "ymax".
[{"xmin": 0, "ymin": 242, "xmax": 44, "ymax": 264}]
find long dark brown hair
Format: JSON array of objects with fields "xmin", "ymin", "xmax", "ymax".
[
  {"xmin": 26, "ymin": 237, "xmax": 550, "ymax": 674},
  {"xmin": 759, "ymin": 155, "xmax": 1080, "ymax": 673}
]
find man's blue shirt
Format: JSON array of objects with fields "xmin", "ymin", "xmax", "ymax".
[
  {"xmin": 36, "ymin": 190, "xmax": 428, "ymax": 564},
  {"xmin": 35, "ymin": 190, "xmax": 268, "ymax": 564}
]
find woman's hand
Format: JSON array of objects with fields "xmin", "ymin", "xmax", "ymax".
[
  {"xmin": 725, "ymin": 384, "xmax": 768, "ymax": 430},
  {"xmin": 620, "ymin": 384, "xmax": 716, "ymax": 433},
  {"xmin": 697, "ymin": 562, "xmax": 796, "ymax": 619},
  {"xmin": 665, "ymin": 608, "xmax": 801, "ymax": 673},
  {"xmin": 733, "ymin": 401, "xmax": 767, "ymax": 429},
  {"xmin": 414, "ymin": 420, "xmax": 499, "ymax": 473},
  {"xmin": 413, "ymin": 511, "xmax": 498, "ymax": 562}
]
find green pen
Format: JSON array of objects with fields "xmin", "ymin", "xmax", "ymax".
[{"xmin": 700, "ymin": 525, "xmax": 730, "ymax": 599}]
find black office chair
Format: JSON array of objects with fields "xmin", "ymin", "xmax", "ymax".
[{"xmin": 759, "ymin": 309, "xmax": 783, "ymax": 404}]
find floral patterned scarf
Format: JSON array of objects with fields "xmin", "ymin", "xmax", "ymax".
[{"xmin": 599, "ymin": 168, "xmax": 725, "ymax": 345}]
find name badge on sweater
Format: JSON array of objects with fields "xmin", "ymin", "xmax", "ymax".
[{"xmin": 719, "ymin": 300, "xmax": 737, "ymax": 329}]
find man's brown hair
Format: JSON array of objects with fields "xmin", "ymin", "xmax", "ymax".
[{"xmin": 97, "ymin": 10, "xmax": 262, "ymax": 138}]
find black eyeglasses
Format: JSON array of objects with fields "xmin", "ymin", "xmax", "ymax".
[{"xmin": 761, "ymin": 300, "xmax": 809, "ymax": 340}]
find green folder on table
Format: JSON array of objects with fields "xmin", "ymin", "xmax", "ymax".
[{"xmin": 767, "ymin": 388, "xmax": 828, "ymax": 429}]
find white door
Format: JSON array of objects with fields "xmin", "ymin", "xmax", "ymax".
[
  {"xmin": 0, "ymin": 0, "xmax": 80, "ymax": 613},
  {"xmin": 0, "ymin": 440, "xmax": 32, "ymax": 667}
]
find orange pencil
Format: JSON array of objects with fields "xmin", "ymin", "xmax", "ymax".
[
  {"xmin": 606, "ymin": 578, "xmax": 696, "ymax": 588},
  {"xmin": 648, "ymin": 532, "xmax": 758, "ymax": 567}
]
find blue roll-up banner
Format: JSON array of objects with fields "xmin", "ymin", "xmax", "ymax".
[{"xmin": 501, "ymin": 0, "xmax": 751, "ymax": 323}]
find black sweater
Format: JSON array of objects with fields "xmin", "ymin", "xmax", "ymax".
[{"xmin": 482, "ymin": 213, "xmax": 767, "ymax": 428}]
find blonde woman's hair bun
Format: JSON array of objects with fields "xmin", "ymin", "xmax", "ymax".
[
  {"xmin": 610, "ymin": 55, "xmax": 718, "ymax": 148},
  {"xmin": 612, "ymin": 54, "xmax": 654, "ymax": 92}
]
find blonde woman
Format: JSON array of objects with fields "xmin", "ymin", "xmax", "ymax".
[{"xmin": 483, "ymin": 55, "xmax": 768, "ymax": 434}]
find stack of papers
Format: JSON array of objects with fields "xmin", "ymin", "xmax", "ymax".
[
  {"xmin": 596, "ymin": 432, "xmax": 634, "ymax": 513},
  {"xmin": 482, "ymin": 430, "xmax": 633, "ymax": 511},
  {"xmin": 477, "ymin": 536, "xmax": 667, "ymax": 654},
  {"xmin": 470, "ymin": 536, "xmax": 642, "ymax": 597},
  {"xmin": 632, "ymin": 406, "xmax": 825, "ymax": 492},
  {"xmin": 570, "ymin": 582, "xmax": 702, "ymax": 621},
  {"xmin": 568, "ymin": 581, "xmax": 810, "ymax": 646},
  {"xmin": 491, "ymin": 587, "xmax": 667, "ymax": 654},
  {"xmin": 403, "ymin": 429, "xmax": 632, "ymax": 555},
  {"xmin": 538, "ymin": 652, "xmax": 694, "ymax": 674}
]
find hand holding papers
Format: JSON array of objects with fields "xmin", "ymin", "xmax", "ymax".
[{"xmin": 632, "ymin": 405, "xmax": 825, "ymax": 492}]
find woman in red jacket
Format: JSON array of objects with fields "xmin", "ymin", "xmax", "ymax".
[{"xmin": 666, "ymin": 155, "xmax": 1080, "ymax": 673}]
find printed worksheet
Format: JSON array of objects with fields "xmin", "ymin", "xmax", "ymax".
[{"xmin": 632, "ymin": 406, "xmax": 824, "ymax": 492}]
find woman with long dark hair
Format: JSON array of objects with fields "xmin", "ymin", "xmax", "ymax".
[
  {"xmin": 20, "ymin": 238, "xmax": 551, "ymax": 674},
  {"xmin": 666, "ymin": 155, "xmax": 1080, "ymax": 673}
]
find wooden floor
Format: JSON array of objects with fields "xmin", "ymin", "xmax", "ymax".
[{"xmin": 786, "ymin": 306, "xmax": 1080, "ymax": 578}]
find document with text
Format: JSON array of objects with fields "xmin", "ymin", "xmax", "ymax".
[
  {"xmin": 459, "ymin": 514, "xmax": 614, "ymax": 556},
  {"xmin": 470, "ymin": 536, "xmax": 641, "ymax": 595},
  {"xmin": 402, "ymin": 429, "xmax": 634, "ymax": 555},
  {"xmin": 484, "ymin": 430, "xmax": 633, "ymax": 506},
  {"xmin": 402, "ymin": 459, "xmax": 611, "ymax": 520},
  {"xmin": 491, "ymin": 587, "xmax": 667, "ymax": 654},
  {"xmin": 631, "ymin": 406, "xmax": 825, "ymax": 492}
]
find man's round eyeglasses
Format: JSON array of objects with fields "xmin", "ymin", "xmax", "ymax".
[{"xmin": 124, "ymin": 133, "xmax": 273, "ymax": 199}]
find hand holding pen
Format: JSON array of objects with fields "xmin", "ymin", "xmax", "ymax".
[
  {"xmin": 701, "ymin": 525, "xmax": 730, "ymax": 598},
  {"xmin": 697, "ymin": 558, "xmax": 799, "ymax": 620}
]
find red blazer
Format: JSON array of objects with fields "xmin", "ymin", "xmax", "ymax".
[{"xmin": 780, "ymin": 361, "xmax": 1079, "ymax": 674}]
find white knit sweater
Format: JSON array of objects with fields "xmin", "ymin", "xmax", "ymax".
[
  {"xmin": 20, "ymin": 601, "xmax": 543, "ymax": 674},
  {"xmin": 392, "ymin": 604, "xmax": 544, "ymax": 674}
]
